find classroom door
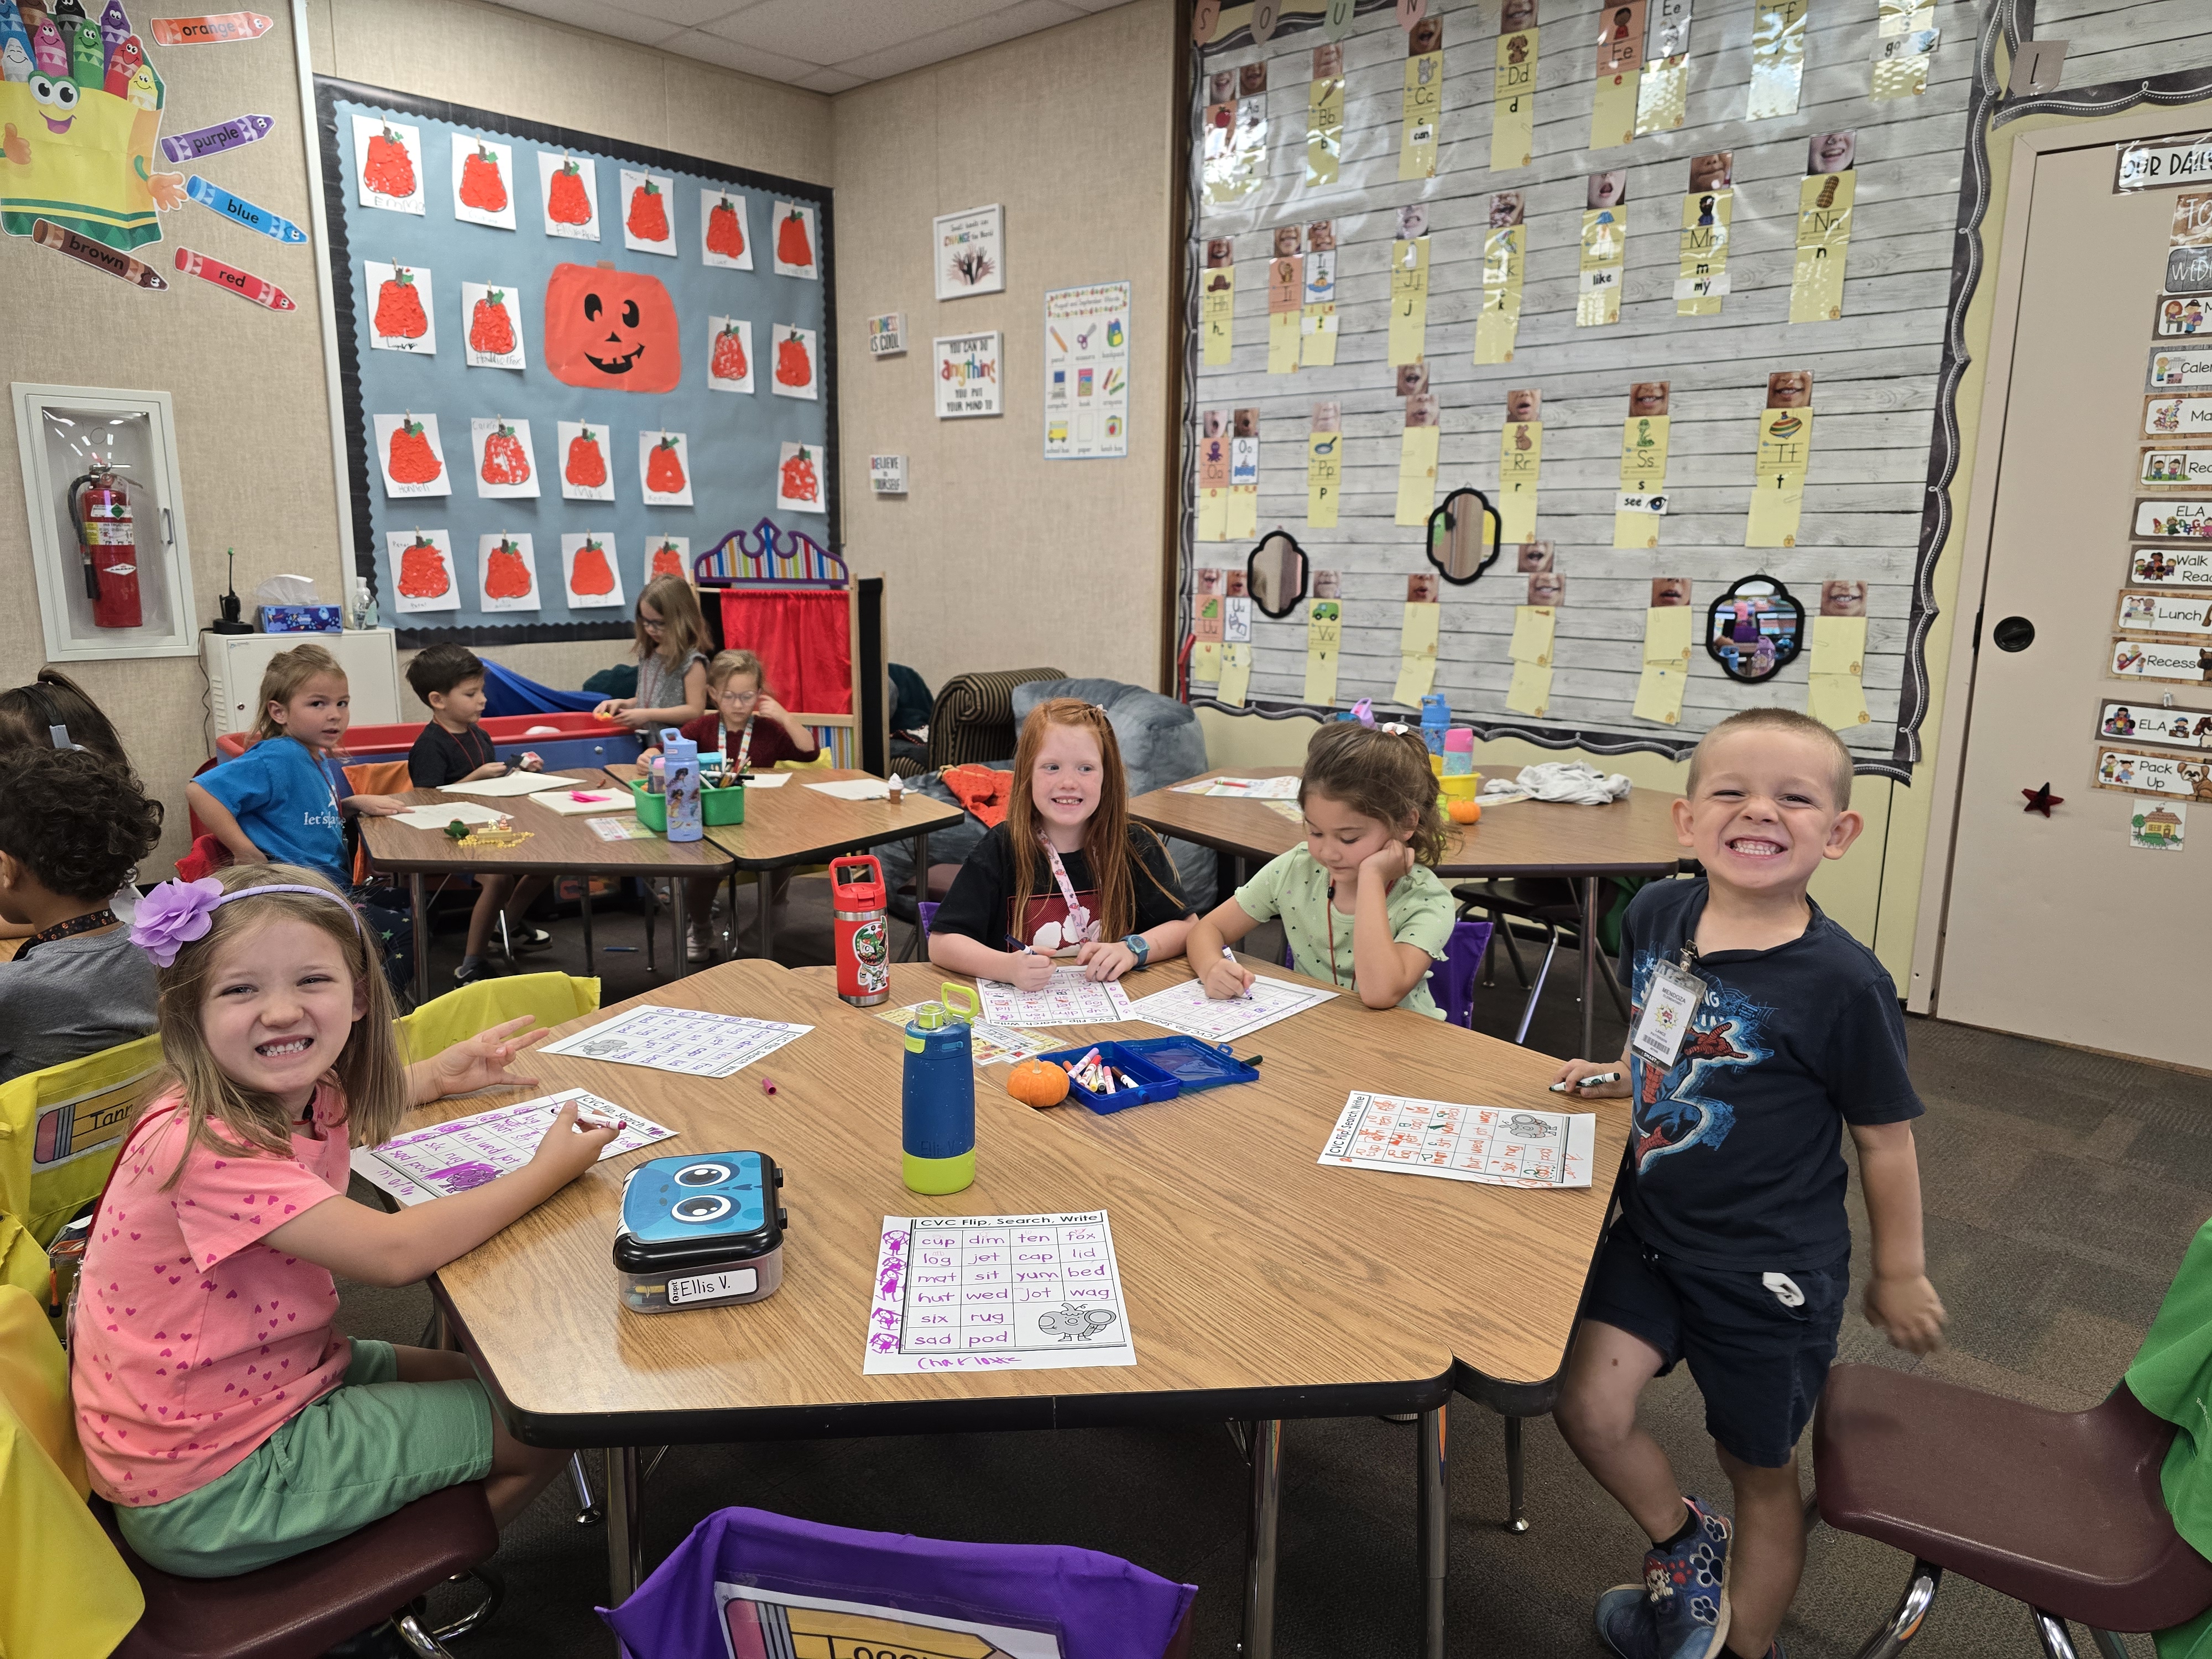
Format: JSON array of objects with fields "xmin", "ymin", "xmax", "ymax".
[{"xmin": 1938, "ymin": 141, "xmax": 2212, "ymax": 1070}]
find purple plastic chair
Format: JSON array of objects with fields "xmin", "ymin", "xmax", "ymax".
[
  {"xmin": 601, "ymin": 1506, "xmax": 1196, "ymax": 1659},
  {"xmin": 1286, "ymin": 917, "xmax": 1493, "ymax": 1027}
]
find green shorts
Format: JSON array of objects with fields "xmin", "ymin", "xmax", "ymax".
[{"xmin": 115, "ymin": 1339, "xmax": 495, "ymax": 1578}]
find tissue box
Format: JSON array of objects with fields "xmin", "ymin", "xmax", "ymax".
[{"xmin": 260, "ymin": 605, "xmax": 343, "ymax": 634}]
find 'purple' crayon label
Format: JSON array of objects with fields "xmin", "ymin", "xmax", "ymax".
[{"xmin": 160, "ymin": 113, "xmax": 274, "ymax": 163}]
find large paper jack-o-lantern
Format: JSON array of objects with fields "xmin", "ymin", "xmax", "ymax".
[{"xmin": 544, "ymin": 259, "xmax": 682, "ymax": 393}]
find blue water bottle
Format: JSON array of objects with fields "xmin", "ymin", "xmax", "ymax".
[
  {"xmin": 901, "ymin": 990, "xmax": 975, "ymax": 1195},
  {"xmin": 660, "ymin": 727, "xmax": 702, "ymax": 843},
  {"xmin": 1420, "ymin": 693, "xmax": 1452, "ymax": 757}
]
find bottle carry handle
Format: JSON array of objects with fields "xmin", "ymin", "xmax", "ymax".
[{"xmin": 940, "ymin": 983, "xmax": 978, "ymax": 1022}]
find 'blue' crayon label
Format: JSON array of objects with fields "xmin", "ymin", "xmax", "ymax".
[{"xmin": 184, "ymin": 175, "xmax": 305, "ymax": 242}]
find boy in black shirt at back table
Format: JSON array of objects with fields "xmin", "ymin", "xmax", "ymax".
[
  {"xmin": 1552, "ymin": 708, "xmax": 1946, "ymax": 1659},
  {"xmin": 404, "ymin": 645, "xmax": 552, "ymax": 985}
]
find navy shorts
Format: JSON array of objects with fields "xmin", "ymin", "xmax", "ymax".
[{"xmin": 1582, "ymin": 1218, "xmax": 1848, "ymax": 1468}]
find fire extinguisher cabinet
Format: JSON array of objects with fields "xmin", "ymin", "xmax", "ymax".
[{"xmin": 13, "ymin": 384, "xmax": 201, "ymax": 664}]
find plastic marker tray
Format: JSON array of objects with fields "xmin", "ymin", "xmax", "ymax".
[{"xmin": 1035, "ymin": 1035, "xmax": 1259, "ymax": 1116}]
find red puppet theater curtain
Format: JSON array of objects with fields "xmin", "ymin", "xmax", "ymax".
[{"xmin": 718, "ymin": 590, "xmax": 852, "ymax": 716}]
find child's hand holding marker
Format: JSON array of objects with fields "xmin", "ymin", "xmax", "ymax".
[
  {"xmin": 1549, "ymin": 1058, "xmax": 1629, "ymax": 1097},
  {"xmin": 1201, "ymin": 945, "xmax": 1256, "ymax": 1001},
  {"xmin": 1002, "ymin": 933, "xmax": 1055, "ymax": 992}
]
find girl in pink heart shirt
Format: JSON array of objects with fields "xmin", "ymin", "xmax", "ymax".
[{"xmin": 72, "ymin": 864, "xmax": 620, "ymax": 1579}]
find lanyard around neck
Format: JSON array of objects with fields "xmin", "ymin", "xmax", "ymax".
[{"xmin": 720, "ymin": 714, "xmax": 755, "ymax": 773}]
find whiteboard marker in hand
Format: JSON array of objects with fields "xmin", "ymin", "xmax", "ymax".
[{"xmin": 1220, "ymin": 946, "xmax": 1254, "ymax": 1000}]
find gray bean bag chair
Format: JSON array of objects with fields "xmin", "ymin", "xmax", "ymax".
[{"xmin": 875, "ymin": 679, "xmax": 1216, "ymax": 921}]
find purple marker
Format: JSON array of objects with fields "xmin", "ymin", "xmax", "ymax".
[{"xmin": 160, "ymin": 113, "xmax": 274, "ymax": 163}]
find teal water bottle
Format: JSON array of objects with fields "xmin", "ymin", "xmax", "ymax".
[{"xmin": 901, "ymin": 987, "xmax": 976, "ymax": 1194}]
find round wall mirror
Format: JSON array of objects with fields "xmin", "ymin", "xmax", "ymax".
[
  {"xmin": 1704, "ymin": 575, "xmax": 1806, "ymax": 683},
  {"xmin": 1426, "ymin": 487, "xmax": 1501, "ymax": 585}
]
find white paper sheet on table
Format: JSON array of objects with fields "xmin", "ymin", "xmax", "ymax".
[
  {"xmin": 1124, "ymin": 973, "xmax": 1336, "ymax": 1042},
  {"xmin": 538, "ymin": 1004, "xmax": 811, "ymax": 1077},
  {"xmin": 1169, "ymin": 775, "xmax": 1302, "ymax": 799},
  {"xmin": 864, "ymin": 1210, "xmax": 1136, "ymax": 1374},
  {"xmin": 974, "ymin": 969, "xmax": 1134, "ymax": 1027},
  {"xmin": 741, "ymin": 772, "xmax": 791, "ymax": 788},
  {"xmin": 588, "ymin": 817, "xmax": 656, "ymax": 841},
  {"xmin": 1317, "ymin": 1092, "xmax": 1595, "ymax": 1188},
  {"xmin": 351, "ymin": 1088, "xmax": 673, "ymax": 1206},
  {"xmin": 533, "ymin": 788, "xmax": 634, "ymax": 816},
  {"xmin": 437, "ymin": 770, "xmax": 588, "ymax": 798},
  {"xmin": 804, "ymin": 776, "xmax": 890, "ymax": 800},
  {"xmin": 392, "ymin": 801, "xmax": 509, "ymax": 831}
]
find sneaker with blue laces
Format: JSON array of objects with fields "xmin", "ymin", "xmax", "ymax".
[{"xmin": 1595, "ymin": 1496, "xmax": 1732, "ymax": 1658}]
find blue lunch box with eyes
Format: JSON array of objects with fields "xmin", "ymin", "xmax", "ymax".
[{"xmin": 613, "ymin": 1151, "xmax": 787, "ymax": 1313}]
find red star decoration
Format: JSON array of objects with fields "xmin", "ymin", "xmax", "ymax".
[{"xmin": 2021, "ymin": 782, "xmax": 2063, "ymax": 816}]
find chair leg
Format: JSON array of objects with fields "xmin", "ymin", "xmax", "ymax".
[
  {"xmin": 1490, "ymin": 907, "xmax": 1533, "ymax": 987},
  {"xmin": 2033, "ymin": 1613, "xmax": 2083, "ymax": 1659},
  {"xmin": 1849, "ymin": 1561, "xmax": 1942, "ymax": 1659},
  {"xmin": 1502, "ymin": 1414, "xmax": 1528, "ymax": 1533},
  {"xmin": 2084, "ymin": 1632, "xmax": 2130, "ymax": 1659},
  {"xmin": 643, "ymin": 879, "xmax": 657, "ymax": 973},
  {"xmin": 1513, "ymin": 927, "xmax": 1561, "ymax": 1046},
  {"xmin": 427, "ymin": 1566, "xmax": 504, "ymax": 1641},
  {"xmin": 1598, "ymin": 951, "xmax": 1631, "ymax": 1019},
  {"xmin": 570, "ymin": 1451, "xmax": 603, "ymax": 1526},
  {"xmin": 393, "ymin": 1611, "xmax": 461, "ymax": 1658}
]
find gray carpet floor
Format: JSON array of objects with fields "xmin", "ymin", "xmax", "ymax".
[{"xmin": 337, "ymin": 876, "xmax": 2211, "ymax": 1657}]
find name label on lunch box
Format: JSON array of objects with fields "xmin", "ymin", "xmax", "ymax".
[{"xmin": 667, "ymin": 1267, "xmax": 759, "ymax": 1306}]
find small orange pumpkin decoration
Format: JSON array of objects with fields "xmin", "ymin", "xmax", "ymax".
[
  {"xmin": 1447, "ymin": 798, "xmax": 1483, "ymax": 824},
  {"xmin": 1006, "ymin": 1059, "xmax": 1070, "ymax": 1109}
]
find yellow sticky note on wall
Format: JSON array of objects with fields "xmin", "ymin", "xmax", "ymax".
[
  {"xmin": 1307, "ymin": 74, "xmax": 1344, "ymax": 185},
  {"xmin": 1305, "ymin": 600, "xmax": 1341, "ymax": 707},
  {"xmin": 1217, "ymin": 643, "xmax": 1253, "ymax": 708},
  {"xmin": 1506, "ymin": 660, "xmax": 1554, "ymax": 718},
  {"xmin": 1677, "ymin": 189, "xmax": 1731, "ymax": 316},
  {"xmin": 1635, "ymin": 54, "xmax": 1689, "ymax": 134},
  {"xmin": 1389, "ymin": 236, "xmax": 1430, "ymax": 366},
  {"xmin": 1268, "ymin": 309, "xmax": 1302, "ymax": 374},
  {"xmin": 1808, "ymin": 671, "xmax": 1870, "ymax": 729},
  {"xmin": 1747, "ymin": 0, "xmax": 1809, "ymax": 119},
  {"xmin": 1499, "ymin": 419, "xmax": 1542, "ymax": 541},
  {"xmin": 1746, "ymin": 472, "xmax": 1806, "ymax": 547},
  {"xmin": 1301, "ymin": 306, "xmax": 1338, "ymax": 366},
  {"xmin": 1590, "ymin": 65, "xmax": 1639, "ymax": 150},
  {"xmin": 1643, "ymin": 605, "xmax": 1693, "ymax": 665},
  {"xmin": 1474, "ymin": 227, "xmax": 1525, "ymax": 364},
  {"xmin": 1634, "ymin": 664, "xmax": 1688, "ymax": 725},
  {"xmin": 1396, "ymin": 424, "xmax": 1441, "ymax": 527},
  {"xmin": 1509, "ymin": 604, "xmax": 1556, "ymax": 665},
  {"xmin": 1225, "ymin": 486, "xmax": 1259, "ymax": 542},
  {"xmin": 1197, "ymin": 487, "xmax": 1229, "ymax": 543},
  {"xmin": 1401, "ymin": 51, "xmax": 1443, "ymax": 180},
  {"xmin": 1192, "ymin": 640, "xmax": 1222, "ymax": 684},
  {"xmin": 1789, "ymin": 169, "xmax": 1854, "ymax": 323},
  {"xmin": 1811, "ymin": 614, "xmax": 1866, "ymax": 676},
  {"xmin": 1492, "ymin": 27, "xmax": 1538, "ymax": 169},
  {"xmin": 1201, "ymin": 264, "xmax": 1234, "ymax": 367},
  {"xmin": 1307, "ymin": 431, "xmax": 1341, "ymax": 528},
  {"xmin": 1577, "ymin": 208, "xmax": 1626, "ymax": 327}
]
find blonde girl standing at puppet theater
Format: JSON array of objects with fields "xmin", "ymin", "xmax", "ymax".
[
  {"xmin": 592, "ymin": 575, "xmax": 711, "ymax": 736},
  {"xmin": 929, "ymin": 700, "xmax": 1196, "ymax": 987},
  {"xmin": 71, "ymin": 864, "xmax": 617, "ymax": 1587}
]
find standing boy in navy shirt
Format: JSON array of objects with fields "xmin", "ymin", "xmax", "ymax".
[{"xmin": 1552, "ymin": 708, "xmax": 1947, "ymax": 1659}]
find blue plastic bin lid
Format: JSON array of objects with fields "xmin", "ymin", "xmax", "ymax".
[{"xmin": 1114, "ymin": 1036, "xmax": 1258, "ymax": 1092}]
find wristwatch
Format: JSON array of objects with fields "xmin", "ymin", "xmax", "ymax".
[{"xmin": 1123, "ymin": 933, "xmax": 1151, "ymax": 966}]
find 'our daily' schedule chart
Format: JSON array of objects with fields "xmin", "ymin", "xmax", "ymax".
[{"xmin": 864, "ymin": 1211, "xmax": 1136, "ymax": 1374}]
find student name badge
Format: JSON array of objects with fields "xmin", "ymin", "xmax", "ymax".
[{"xmin": 1631, "ymin": 959, "xmax": 1704, "ymax": 1067}]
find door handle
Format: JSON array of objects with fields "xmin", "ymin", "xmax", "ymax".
[{"xmin": 1992, "ymin": 615, "xmax": 2035, "ymax": 652}]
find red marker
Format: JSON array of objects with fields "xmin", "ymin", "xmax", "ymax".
[{"xmin": 174, "ymin": 247, "xmax": 295, "ymax": 311}]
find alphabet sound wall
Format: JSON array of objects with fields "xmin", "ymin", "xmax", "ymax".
[
  {"xmin": 317, "ymin": 79, "xmax": 834, "ymax": 644},
  {"xmin": 1183, "ymin": 0, "xmax": 1969, "ymax": 771}
]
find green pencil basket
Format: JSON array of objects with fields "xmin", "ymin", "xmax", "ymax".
[{"xmin": 627, "ymin": 776, "xmax": 745, "ymax": 831}]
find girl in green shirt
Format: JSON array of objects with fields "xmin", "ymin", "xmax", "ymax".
[{"xmin": 1186, "ymin": 723, "xmax": 1455, "ymax": 1018}]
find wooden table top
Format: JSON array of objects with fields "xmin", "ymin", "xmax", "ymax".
[
  {"xmin": 1130, "ymin": 768, "xmax": 1688, "ymax": 880},
  {"xmin": 356, "ymin": 775, "xmax": 734, "ymax": 878},
  {"xmin": 666, "ymin": 766, "xmax": 961, "ymax": 870},
  {"xmin": 419, "ymin": 956, "xmax": 1626, "ymax": 1447}
]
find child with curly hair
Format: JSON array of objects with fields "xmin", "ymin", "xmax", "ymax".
[{"xmin": 0, "ymin": 745, "xmax": 166, "ymax": 1083}]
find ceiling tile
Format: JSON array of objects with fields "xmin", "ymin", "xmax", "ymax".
[
  {"xmin": 610, "ymin": 0, "xmax": 764, "ymax": 25},
  {"xmin": 703, "ymin": 0, "xmax": 1013, "ymax": 65},
  {"xmin": 794, "ymin": 65, "xmax": 868, "ymax": 94},
  {"xmin": 656, "ymin": 26, "xmax": 824, "ymax": 80},
  {"xmin": 482, "ymin": 0, "xmax": 685, "ymax": 44},
  {"xmin": 832, "ymin": 0, "xmax": 1083, "ymax": 82}
]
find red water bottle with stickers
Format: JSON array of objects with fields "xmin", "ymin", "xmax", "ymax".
[
  {"xmin": 831, "ymin": 855, "xmax": 890, "ymax": 1006},
  {"xmin": 69, "ymin": 463, "xmax": 143, "ymax": 630}
]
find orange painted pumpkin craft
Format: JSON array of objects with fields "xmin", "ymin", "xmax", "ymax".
[
  {"xmin": 626, "ymin": 179, "xmax": 669, "ymax": 242},
  {"xmin": 387, "ymin": 418, "xmax": 441, "ymax": 486},
  {"xmin": 546, "ymin": 159, "xmax": 592, "ymax": 225},
  {"xmin": 706, "ymin": 196, "xmax": 745, "ymax": 260},
  {"xmin": 362, "ymin": 126, "xmax": 415, "ymax": 199},
  {"xmin": 645, "ymin": 436, "xmax": 687, "ymax": 496},
  {"xmin": 774, "ymin": 328, "xmax": 812, "ymax": 389},
  {"xmin": 565, "ymin": 427, "xmax": 608, "ymax": 489},
  {"xmin": 484, "ymin": 538, "xmax": 532, "ymax": 600},
  {"xmin": 776, "ymin": 206, "xmax": 812, "ymax": 269},
  {"xmin": 481, "ymin": 423, "xmax": 530, "ymax": 487},
  {"xmin": 458, "ymin": 145, "xmax": 507, "ymax": 213},
  {"xmin": 650, "ymin": 541, "xmax": 685, "ymax": 580},
  {"xmin": 467, "ymin": 290, "xmax": 515, "ymax": 357},
  {"xmin": 544, "ymin": 262, "xmax": 681, "ymax": 394},
  {"xmin": 569, "ymin": 538, "xmax": 616, "ymax": 597},
  {"xmin": 396, "ymin": 534, "xmax": 448, "ymax": 599},
  {"xmin": 373, "ymin": 268, "xmax": 427, "ymax": 340},
  {"xmin": 710, "ymin": 322, "xmax": 748, "ymax": 383}
]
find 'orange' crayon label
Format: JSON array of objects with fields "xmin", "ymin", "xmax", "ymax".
[{"xmin": 149, "ymin": 11, "xmax": 274, "ymax": 43}]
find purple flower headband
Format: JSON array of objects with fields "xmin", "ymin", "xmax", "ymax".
[{"xmin": 130, "ymin": 877, "xmax": 361, "ymax": 968}]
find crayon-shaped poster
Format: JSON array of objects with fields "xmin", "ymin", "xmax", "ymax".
[
  {"xmin": 150, "ymin": 12, "xmax": 274, "ymax": 44},
  {"xmin": 1401, "ymin": 16, "xmax": 1443, "ymax": 180},
  {"xmin": 1493, "ymin": 6, "xmax": 1538, "ymax": 170},
  {"xmin": 1747, "ymin": 371, "xmax": 1814, "ymax": 547},
  {"xmin": 184, "ymin": 175, "xmax": 306, "ymax": 242},
  {"xmin": 174, "ymin": 247, "xmax": 295, "ymax": 310},
  {"xmin": 161, "ymin": 112, "xmax": 275, "ymax": 164},
  {"xmin": 31, "ymin": 217, "xmax": 167, "ymax": 288},
  {"xmin": 1790, "ymin": 133, "xmax": 1856, "ymax": 323},
  {"xmin": 1678, "ymin": 151, "xmax": 1733, "ymax": 315},
  {"xmin": 1475, "ymin": 193, "xmax": 1526, "ymax": 364}
]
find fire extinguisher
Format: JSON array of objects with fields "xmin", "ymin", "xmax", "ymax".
[
  {"xmin": 831, "ymin": 854, "xmax": 890, "ymax": 1006},
  {"xmin": 68, "ymin": 463, "xmax": 144, "ymax": 630}
]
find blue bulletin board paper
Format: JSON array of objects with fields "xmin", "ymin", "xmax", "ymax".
[{"xmin": 315, "ymin": 78, "xmax": 836, "ymax": 646}]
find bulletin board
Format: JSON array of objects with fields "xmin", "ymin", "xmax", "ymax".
[
  {"xmin": 1181, "ymin": 0, "xmax": 1973, "ymax": 776},
  {"xmin": 314, "ymin": 78, "xmax": 836, "ymax": 646}
]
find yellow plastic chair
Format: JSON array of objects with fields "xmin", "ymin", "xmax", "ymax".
[
  {"xmin": 0, "ymin": 1285, "xmax": 144, "ymax": 1659},
  {"xmin": 394, "ymin": 971, "xmax": 601, "ymax": 1063},
  {"xmin": 0, "ymin": 1036, "xmax": 163, "ymax": 1301}
]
